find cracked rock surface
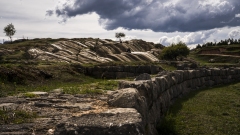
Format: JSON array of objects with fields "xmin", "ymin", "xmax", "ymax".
[{"xmin": 0, "ymin": 90, "xmax": 143, "ymax": 135}]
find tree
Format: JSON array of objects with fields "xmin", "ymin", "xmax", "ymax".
[
  {"xmin": 115, "ymin": 32, "xmax": 125, "ymax": 43},
  {"xmin": 196, "ymin": 44, "xmax": 202, "ymax": 49},
  {"xmin": 161, "ymin": 41, "xmax": 190, "ymax": 60},
  {"xmin": 4, "ymin": 23, "xmax": 16, "ymax": 43}
]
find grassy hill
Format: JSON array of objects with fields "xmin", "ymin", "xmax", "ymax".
[
  {"xmin": 189, "ymin": 44, "xmax": 240, "ymax": 67},
  {"xmin": 0, "ymin": 38, "xmax": 166, "ymax": 97}
]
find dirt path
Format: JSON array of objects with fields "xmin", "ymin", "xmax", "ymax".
[{"xmin": 199, "ymin": 54, "xmax": 240, "ymax": 58}]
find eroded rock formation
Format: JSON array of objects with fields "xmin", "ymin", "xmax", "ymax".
[{"xmin": 27, "ymin": 39, "xmax": 161, "ymax": 64}]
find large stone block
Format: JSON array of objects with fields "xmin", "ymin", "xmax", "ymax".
[
  {"xmin": 152, "ymin": 79, "xmax": 160, "ymax": 101},
  {"xmin": 108, "ymin": 88, "xmax": 140, "ymax": 108},
  {"xmin": 183, "ymin": 70, "xmax": 189, "ymax": 80},
  {"xmin": 154, "ymin": 77, "xmax": 165, "ymax": 94},
  {"xmin": 54, "ymin": 108, "xmax": 144, "ymax": 135},
  {"xmin": 173, "ymin": 70, "xmax": 184, "ymax": 83}
]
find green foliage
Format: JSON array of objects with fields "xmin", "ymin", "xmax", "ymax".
[
  {"xmin": 115, "ymin": 32, "xmax": 125, "ymax": 38},
  {"xmin": 158, "ymin": 82, "xmax": 240, "ymax": 135},
  {"xmin": 115, "ymin": 32, "xmax": 125, "ymax": 43},
  {"xmin": 161, "ymin": 41, "xmax": 190, "ymax": 60},
  {"xmin": 196, "ymin": 44, "xmax": 202, "ymax": 49},
  {"xmin": 3, "ymin": 23, "xmax": 16, "ymax": 42}
]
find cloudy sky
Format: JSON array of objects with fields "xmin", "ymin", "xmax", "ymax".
[{"xmin": 1, "ymin": 0, "xmax": 240, "ymax": 47}]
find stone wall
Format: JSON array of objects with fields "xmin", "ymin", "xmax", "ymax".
[
  {"xmin": 84, "ymin": 65, "xmax": 163, "ymax": 79},
  {"xmin": 108, "ymin": 67, "xmax": 240, "ymax": 134}
]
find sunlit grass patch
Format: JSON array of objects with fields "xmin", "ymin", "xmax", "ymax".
[{"xmin": 23, "ymin": 92, "xmax": 37, "ymax": 98}]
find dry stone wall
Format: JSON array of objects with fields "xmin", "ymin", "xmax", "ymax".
[
  {"xmin": 108, "ymin": 67, "xmax": 240, "ymax": 134},
  {"xmin": 85, "ymin": 65, "xmax": 163, "ymax": 79}
]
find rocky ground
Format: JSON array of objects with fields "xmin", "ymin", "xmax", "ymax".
[{"xmin": 0, "ymin": 90, "xmax": 130, "ymax": 135}]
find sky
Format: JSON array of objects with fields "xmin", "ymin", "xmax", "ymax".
[{"xmin": 1, "ymin": 0, "xmax": 240, "ymax": 48}]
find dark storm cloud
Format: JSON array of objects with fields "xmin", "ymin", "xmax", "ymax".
[
  {"xmin": 47, "ymin": 0, "xmax": 240, "ymax": 32},
  {"xmin": 46, "ymin": 10, "xmax": 54, "ymax": 16}
]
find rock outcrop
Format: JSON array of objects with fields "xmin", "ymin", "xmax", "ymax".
[{"xmin": 26, "ymin": 39, "xmax": 161, "ymax": 64}]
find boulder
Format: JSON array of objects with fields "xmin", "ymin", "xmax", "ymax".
[{"xmin": 108, "ymin": 88, "xmax": 140, "ymax": 108}]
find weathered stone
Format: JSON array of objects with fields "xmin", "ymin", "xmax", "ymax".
[
  {"xmin": 108, "ymin": 88, "xmax": 140, "ymax": 108},
  {"xmin": 28, "ymin": 91, "xmax": 48, "ymax": 96},
  {"xmin": 54, "ymin": 108, "xmax": 144, "ymax": 135},
  {"xmin": 0, "ymin": 96, "xmax": 27, "ymax": 104},
  {"xmin": 51, "ymin": 88, "xmax": 64, "ymax": 94},
  {"xmin": 0, "ymin": 103, "xmax": 17, "ymax": 111},
  {"xmin": 156, "ymin": 71, "xmax": 169, "ymax": 77},
  {"xmin": 134, "ymin": 73, "xmax": 151, "ymax": 81},
  {"xmin": 35, "ymin": 102, "xmax": 52, "ymax": 107}
]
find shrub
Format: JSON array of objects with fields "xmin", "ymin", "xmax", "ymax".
[{"xmin": 161, "ymin": 41, "xmax": 190, "ymax": 60}]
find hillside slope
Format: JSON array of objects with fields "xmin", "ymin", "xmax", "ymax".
[{"xmin": 190, "ymin": 44, "xmax": 240, "ymax": 66}]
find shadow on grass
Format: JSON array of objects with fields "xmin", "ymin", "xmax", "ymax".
[
  {"xmin": 156, "ymin": 82, "xmax": 240, "ymax": 135},
  {"xmin": 157, "ymin": 89, "xmax": 203, "ymax": 135}
]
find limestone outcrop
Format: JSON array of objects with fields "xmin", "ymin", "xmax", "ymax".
[{"xmin": 26, "ymin": 39, "xmax": 161, "ymax": 64}]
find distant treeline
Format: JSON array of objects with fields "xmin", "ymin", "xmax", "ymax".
[{"xmin": 196, "ymin": 38, "xmax": 240, "ymax": 48}]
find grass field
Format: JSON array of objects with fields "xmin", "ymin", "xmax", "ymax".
[
  {"xmin": 189, "ymin": 53, "xmax": 240, "ymax": 67},
  {"xmin": 158, "ymin": 82, "xmax": 240, "ymax": 135}
]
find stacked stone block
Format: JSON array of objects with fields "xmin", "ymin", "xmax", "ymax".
[{"xmin": 108, "ymin": 67, "xmax": 240, "ymax": 134}]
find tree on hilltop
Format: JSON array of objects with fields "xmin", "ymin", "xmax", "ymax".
[
  {"xmin": 4, "ymin": 23, "xmax": 16, "ymax": 43},
  {"xmin": 115, "ymin": 32, "xmax": 125, "ymax": 43}
]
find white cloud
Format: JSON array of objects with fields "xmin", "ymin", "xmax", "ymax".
[
  {"xmin": 235, "ymin": 14, "xmax": 240, "ymax": 18},
  {"xmin": 228, "ymin": 29, "xmax": 240, "ymax": 38},
  {"xmin": 158, "ymin": 30, "xmax": 217, "ymax": 45}
]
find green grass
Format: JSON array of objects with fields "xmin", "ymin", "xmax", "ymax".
[
  {"xmin": 23, "ymin": 92, "xmax": 38, "ymax": 98},
  {"xmin": 0, "ymin": 74, "xmax": 119, "ymax": 96},
  {"xmin": 188, "ymin": 53, "xmax": 240, "ymax": 67},
  {"xmin": 158, "ymin": 82, "xmax": 240, "ymax": 135},
  {"xmin": 0, "ymin": 109, "xmax": 37, "ymax": 124},
  {"xmin": 61, "ymin": 80, "xmax": 119, "ymax": 94}
]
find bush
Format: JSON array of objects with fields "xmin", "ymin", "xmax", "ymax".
[{"xmin": 161, "ymin": 42, "xmax": 190, "ymax": 60}]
